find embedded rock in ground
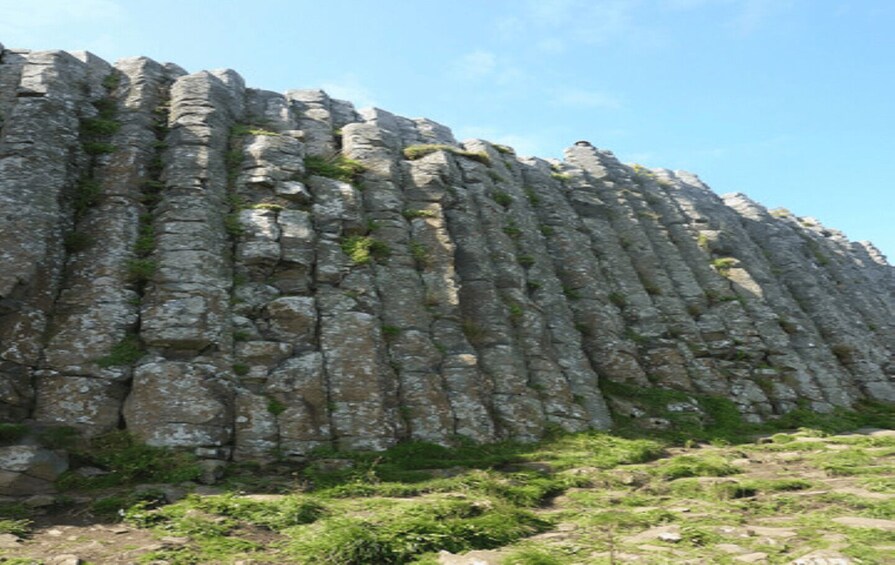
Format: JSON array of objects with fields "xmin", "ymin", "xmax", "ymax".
[
  {"xmin": 0, "ymin": 44, "xmax": 892, "ymax": 483},
  {"xmin": 0, "ymin": 445, "xmax": 68, "ymax": 495}
]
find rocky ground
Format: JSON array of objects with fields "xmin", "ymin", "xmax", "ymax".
[{"xmin": 2, "ymin": 426, "xmax": 894, "ymax": 564}]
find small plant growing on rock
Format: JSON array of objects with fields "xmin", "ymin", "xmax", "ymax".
[
  {"xmin": 517, "ymin": 254, "xmax": 535, "ymax": 268},
  {"xmin": 503, "ymin": 221, "xmax": 522, "ymax": 239},
  {"xmin": 267, "ymin": 398, "xmax": 287, "ymax": 416},
  {"xmin": 64, "ymin": 231, "xmax": 94, "ymax": 253},
  {"xmin": 608, "ymin": 291, "xmax": 626, "ymax": 308},
  {"xmin": 491, "ymin": 190, "xmax": 512, "ymax": 207},
  {"xmin": 304, "ymin": 154, "xmax": 365, "ymax": 183},
  {"xmin": 711, "ymin": 257, "xmax": 737, "ymax": 277},
  {"xmin": 97, "ymin": 334, "xmax": 144, "ymax": 368},
  {"xmin": 340, "ymin": 235, "xmax": 391, "ymax": 265},
  {"xmin": 402, "ymin": 208, "xmax": 437, "ymax": 220},
  {"xmin": 231, "ymin": 123, "xmax": 280, "ymax": 137},
  {"xmin": 403, "ymin": 144, "xmax": 491, "ymax": 166},
  {"xmin": 551, "ymin": 172, "xmax": 571, "ymax": 182},
  {"xmin": 73, "ymin": 178, "xmax": 102, "ymax": 216},
  {"xmin": 409, "ymin": 240, "xmax": 430, "ymax": 270},
  {"xmin": 126, "ymin": 258, "xmax": 157, "ymax": 283}
]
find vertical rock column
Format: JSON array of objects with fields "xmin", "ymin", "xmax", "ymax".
[
  {"xmin": 342, "ymin": 111, "xmax": 457, "ymax": 444},
  {"xmin": 123, "ymin": 70, "xmax": 245, "ymax": 449},
  {"xmin": 305, "ymin": 106, "xmax": 402, "ymax": 451},
  {"xmin": 394, "ymin": 139, "xmax": 499, "ymax": 442},
  {"xmin": 0, "ymin": 51, "xmax": 95, "ymax": 420},
  {"xmin": 35, "ymin": 57, "xmax": 182, "ymax": 435}
]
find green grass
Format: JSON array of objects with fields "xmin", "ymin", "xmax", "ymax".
[
  {"xmin": 285, "ymin": 498, "xmax": 549, "ymax": 564},
  {"xmin": 81, "ymin": 116, "xmax": 121, "ymax": 137},
  {"xmin": 231, "ymin": 123, "xmax": 280, "ymax": 137},
  {"xmin": 73, "ymin": 177, "xmax": 102, "ymax": 215},
  {"xmin": 305, "ymin": 154, "xmax": 366, "ymax": 183},
  {"xmin": 96, "ymin": 334, "xmax": 144, "ymax": 368},
  {"xmin": 655, "ymin": 453, "xmax": 740, "ymax": 480},
  {"xmin": 0, "ymin": 518, "xmax": 31, "ymax": 537},
  {"xmin": 403, "ymin": 144, "xmax": 491, "ymax": 166},
  {"xmin": 34, "ymin": 402, "xmax": 895, "ymax": 564},
  {"xmin": 0, "ymin": 423, "xmax": 28, "ymax": 444},
  {"xmin": 711, "ymin": 257, "xmax": 737, "ymax": 277},
  {"xmin": 83, "ymin": 141, "xmax": 117, "ymax": 155},
  {"xmin": 63, "ymin": 231, "xmax": 94, "ymax": 253},
  {"xmin": 125, "ymin": 258, "xmax": 157, "ymax": 283},
  {"xmin": 340, "ymin": 235, "xmax": 391, "ymax": 265},
  {"xmin": 402, "ymin": 208, "xmax": 437, "ymax": 220},
  {"xmin": 57, "ymin": 431, "xmax": 201, "ymax": 489},
  {"xmin": 492, "ymin": 190, "xmax": 513, "ymax": 207}
]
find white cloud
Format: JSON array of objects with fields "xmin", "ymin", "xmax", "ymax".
[
  {"xmin": 535, "ymin": 38, "xmax": 567, "ymax": 54},
  {"xmin": 728, "ymin": 0, "xmax": 793, "ymax": 36},
  {"xmin": 320, "ymin": 75, "xmax": 377, "ymax": 109},
  {"xmin": 0, "ymin": 0, "xmax": 125, "ymax": 40},
  {"xmin": 551, "ymin": 87, "xmax": 622, "ymax": 109},
  {"xmin": 451, "ymin": 50, "xmax": 498, "ymax": 80},
  {"xmin": 517, "ymin": 0, "xmax": 639, "ymax": 45}
]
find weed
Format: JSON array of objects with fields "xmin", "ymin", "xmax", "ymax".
[
  {"xmin": 125, "ymin": 258, "xmax": 157, "ymax": 283},
  {"xmin": 231, "ymin": 123, "xmax": 280, "ymax": 137},
  {"xmin": 524, "ymin": 187, "xmax": 541, "ymax": 206},
  {"xmin": 488, "ymin": 170, "xmax": 507, "ymax": 183},
  {"xmin": 697, "ymin": 232, "xmax": 710, "ymax": 251},
  {"xmin": 57, "ymin": 431, "xmax": 200, "ymax": 488},
  {"xmin": 305, "ymin": 154, "xmax": 366, "ymax": 183},
  {"xmin": 37, "ymin": 426, "xmax": 80, "ymax": 450},
  {"xmin": 551, "ymin": 172, "xmax": 571, "ymax": 182},
  {"xmin": 224, "ymin": 212, "xmax": 244, "ymax": 237},
  {"xmin": 73, "ymin": 178, "xmax": 102, "ymax": 215},
  {"xmin": 462, "ymin": 319, "xmax": 486, "ymax": 345},
  {"xmin": 267, "ymin": 398, "xmax": 287, "ymax": 416},
  {"xmin": 517, "ymin": 254, "xmax": 535, "ymax": 268},
  {"xmin": 608, "ymin": 291, "xmax": 626, "ymax": 308},
  {"xmin": 656, "ymin": 453, "xmax": 740, "ymax": 479},
  {"xmin": 80, "ymin": 117, "xmax": 120, "ymax": 137},
  {"xmin": 0, "ymin": 424, "xmax": 28, "ymax": 444},
  {"xmin": 0, "ymin": 518, "xmax": 31, "ymax": 537},
  {"xmin": 409, "ymin": 240, "xmax": 430, "ymax": 269},
  {"xmin": 711, "ymin": 257, "xmax": 737, "ymax": 277},
  {"xmin": 62, "ymin": 231, "xmax": 93, "ymax": 253},
  {"xmin": 134, "ymin": 222, "xmax": 155, "ymax": 257},
  {"xmin": 402, "ymin": 208, "xmax": 437, "ymax": 220},
  {"xmin": 492, "ymin": 190, "xmax": 513, "ymax": 207},
  {"xmin": 232, "ymin": 363, "xmax": 250, "ymax": 376},
  {"xmin": 96, "ymin": 334, "xmax": 144, "ymax": 368},
  {"xmin": 340, "ymin": 235, "xmax": 391, "ymax": 265},
  {"xmin": 494, "ymin": 144, "xmax": 514, "ymax": 155},
  {"xmin": 251, "ymin": 202, "xmax": 285, "ymax": 212},
  {"xmin": 381, "ymin": 325, "xmax": 401, "ymax": 340},
  {"xmin": 83, "ymin": 141, "xmax": 117, "ymax": 155},
  {"xmin": 562, "ymin": 286, "xmax": 581, "ymax": 300},
  {"xmin": 504, "ymin": 221, "xmax": 522, "ymax": 239},
  {"xmin": 403, "ymin": 144, "xmax": 492, "ymax": 166},
  {"xmin": 102, "ymin": 71, "xmax": 121, "ymax": 91}
]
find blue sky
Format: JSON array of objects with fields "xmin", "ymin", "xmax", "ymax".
[{"xmin": 2, "ymin": 0, "xmax": 893, "ymax": 258}]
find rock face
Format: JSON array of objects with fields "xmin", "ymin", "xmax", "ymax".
[{"xmin": 0, "ymin": 47, "xmax": 893, "ymax": 461}]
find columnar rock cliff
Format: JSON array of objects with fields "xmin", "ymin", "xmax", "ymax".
[{"xmin": 1, "ymin": 46, "xmax": 893, "ymax": 462}]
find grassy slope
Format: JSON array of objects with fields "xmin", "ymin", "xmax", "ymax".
[{"xmin": 2, "ymin": 400, "xmax": 894, "ymax": 564}]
